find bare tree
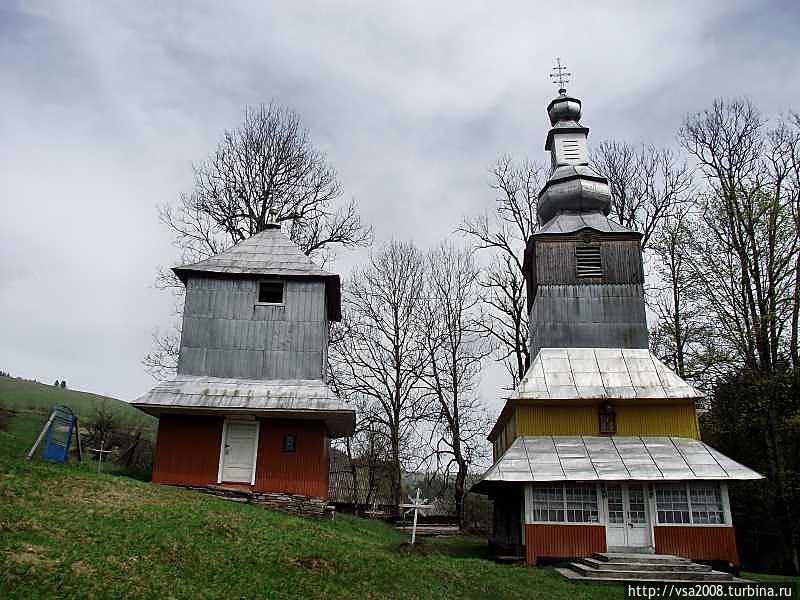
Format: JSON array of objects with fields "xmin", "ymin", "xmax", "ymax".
[
  {"xmin": 419, "ymin": 243, "xmax": 492, "ymax": 524},
  {"xmin": 329, "ymin": 241, "xmax": 429, "ymax": 510},
  {"xmin": 460, "ymin": 156, "xmax": 545, "ymax": 386},
  {"xmin": 592, "ymin": 141, "xmax": 693, "ymax": 251},
  {"xmin": 649, "ymin": 209, "xmax": 730, "ymax": 389},
  {"xmin": 679, "ymin": 99, "xmax": 800, "ymax": 372},
  {"xmin": 145, "ymin": 102, "xmax": 372, "ymax": 378}
]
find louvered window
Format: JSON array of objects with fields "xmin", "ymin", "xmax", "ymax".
[{"xmin": 575, "ymin": 245, "xmax": 602, "ymax": 278}]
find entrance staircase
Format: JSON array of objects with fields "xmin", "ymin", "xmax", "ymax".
[{"xmin": 557, "ymin": 552, "xmax": 749, "ymax": 583}]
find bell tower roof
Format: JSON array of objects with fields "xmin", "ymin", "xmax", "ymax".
[{"xmin": 538, "ymin": 60, "xmax": 613, "ymax": 226}]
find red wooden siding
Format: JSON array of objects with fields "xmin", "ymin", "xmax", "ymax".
[
  {"xmin": 525, "ymin": 524, "xmax": 606, "ymax": 565},
  {"xmin": 152, "ymin": 414, "xmax": 223, "ymax": 486},
  {"xmin": 654, "ymin": 526, "xmax": 740, "ymax": 567},
  {"xmin": 254, "ymin": 419, "xmax": 329, "ymax": 498}
]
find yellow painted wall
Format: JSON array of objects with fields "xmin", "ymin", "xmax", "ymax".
[{"xmin": 493, "ymin": 400, "xmax": 700, "ymax": 456}]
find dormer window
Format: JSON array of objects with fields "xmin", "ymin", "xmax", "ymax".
[
  {"xmin": 258, "ymin": 281, "xmax": 284, "ymax": 304},
  {"xmin": 575, "ymin": 245, "xmax": 603, "ymax": 278}
]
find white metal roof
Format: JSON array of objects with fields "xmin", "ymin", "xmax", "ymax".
[
  {"xmin": 535, "ymin": 209, "xmax": 637, "ymax": 236},
  {"xmin": 133, "ymin": 375, "xmax": 355, "ymax": 437},
  {"xmin": 512, "ymin": 348, "xmax": 702, "ymax": 401},
  {"xmin": 472, "ymin": 436, "xmax": 763, "ymax": 492},
  {"xmin": 174, "ymin": 226, "xmax": 336, "ymax": 279}
]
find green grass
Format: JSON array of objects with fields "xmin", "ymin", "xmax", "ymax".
[
  {"xmin": 0, "ymin": 377, "xmax": 155, "ymax": 433},
  {"xmin": 0, "ymin": 412, "xmax": 625, "ymax": 600},
  {"xmin": 2, "ymin": 410, "xmax": 796, "ymax": 599}
]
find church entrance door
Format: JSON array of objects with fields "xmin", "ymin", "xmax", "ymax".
[{"xmin": 605, "ymin": 483, "xmax": 652, "ymax": 551}]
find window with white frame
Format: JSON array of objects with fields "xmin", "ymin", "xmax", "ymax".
[
  {"xmin": 566, "ymin": 484, "xmax": 599, "ymax": 523},
  {"xmin": 532, "ymin": 484, "xmax": 598, "ymax": 523},
  {"xmin": 656, "ymin": 483, "xmax": 725, "ymax": 525},
  {"xmin": 656, "ymin": 484, "xmax": 691, "ymax": 523},
  {"xmin": 690, "ymin": 485, "xmax": 725, "ymax": 524},
  {"xmin": 532, "ymin": 486, "xmax": 564, "ymax": 522}
]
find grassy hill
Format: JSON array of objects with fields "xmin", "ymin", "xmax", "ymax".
[
  {"xmin": 0, "ymin": 377, "xmax": 155, "ymax": 433},
  {"xmin": 0, "ymin": 412, "xmax": 625, "ymax": 600},
  {"xmin": 2, "ymin": 399, "xmax": 796, "ymax": 599}
]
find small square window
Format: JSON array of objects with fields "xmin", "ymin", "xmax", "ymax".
[
  {"xmin": 282, "ymin": 434, "xmax": 296, "ymax": 452},
  {"xmin": 258, "ymin": 281, "xmax": 284, "ymax": 304}
]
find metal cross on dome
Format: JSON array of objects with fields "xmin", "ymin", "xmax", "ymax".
[
  {"xmin": 399, "ymin": 488, "xmax": 435, "ymax": 545},
  {"xmin": 550, "ymin": 57, "xmax": 571, "ymax": 95}
]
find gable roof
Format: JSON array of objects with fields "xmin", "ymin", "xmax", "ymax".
[
  {"xmin": 172, "ymin": 226, "xmax": 341, "ymax": 321},
  {"xmin": 472, "ymin": 435, "xmax": 763, "ymax": 493}
]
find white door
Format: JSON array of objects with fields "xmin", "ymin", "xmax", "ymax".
[
  {"xmin": 220, "ymin": 421, "xmax": 258, "ymax": 484},
  {"xmin": 605, "ymin": 484, "xmax": 651, "ymax": 550}
]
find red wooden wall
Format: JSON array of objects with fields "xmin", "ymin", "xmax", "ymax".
[
  {"xmin": 254, "ymin": 419, "xmax": 329, "ymax": 498},
  {"xmin": 525, "ymin": 524, "xmax": 606, "ymax": 565},
  {"xmin": 151, "ymin": 415, "xmax": 330, "ymax": 498},
  {"xmin": 654, "ymin": 526, "xmax": 740, "ymax": 567},
  {"xmin": 152, "ymin": 414, "xmax": 223, "ymax": 486}
]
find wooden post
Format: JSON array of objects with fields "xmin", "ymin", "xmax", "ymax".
[
  {"xmin": 74, "ymin": 417, "xmax": 83, "ymax": 462},
  {"xmin": 26, "ymin": 410, "xmax": 56, "ymax": 460}
]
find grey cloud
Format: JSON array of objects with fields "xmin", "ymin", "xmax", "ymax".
[{"xmin": 1, "ymin": 0, "xmax": 796, "ymax": 412}]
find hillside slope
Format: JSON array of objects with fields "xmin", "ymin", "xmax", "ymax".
[
  {"xmin": 0, "ymin": 377, "xmax": 155, "ymax": 432},
  {"xmin": 0, "ymin": 413, "xmax": 621, "ymax": 600}
]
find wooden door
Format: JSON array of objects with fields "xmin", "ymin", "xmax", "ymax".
[{"xmin": 221, "ymin": 421, "xmax": 258, "ymax": 484}]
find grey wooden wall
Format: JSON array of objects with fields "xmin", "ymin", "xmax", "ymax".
[
  {"xmin": 177, "ymin": 277, "xmax": 327, "ymax": 380},
  {"xmin": 528, "ymin": 237, "xmax": 649, "ymax": 356},
  {"xmin": 531, "ymin": 238, "xmax": 644, "ymax": 288}
]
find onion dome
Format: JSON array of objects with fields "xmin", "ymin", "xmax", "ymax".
[{"xmin": 537, "ymin": 63, "xmax": 612, "ymax": 225}]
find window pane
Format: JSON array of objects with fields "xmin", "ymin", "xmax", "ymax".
[
  {"xmin": 690, "ymin": 484, "xmax": 724, "ymax": 524},
  {"xmin": 656, "ymin": 484, "xmax": 690, "ymax": 524},
  {"xmin": 628, "ymin": 485, "xmax": 647, "ymax": 524},
  {"xmin": 258, "ymin": 281, "xmax": 284, "ymax": 304},
  {"xmin": 532, "ymin": 485, "xmax": 564, "ymax": 522},
  {"xmin": 565, "ymin": 484, "xmax": 598, "ymax": 523},
  {"xmin": 607, "ymin": 485, "xmax": 624, "ymax": 524}
]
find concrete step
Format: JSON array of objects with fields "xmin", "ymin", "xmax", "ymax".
[
  {"xmin": 593, "ymin": 552, "xmax": 691, "ymax": 564},
  {"xmin": 578, "ymin": 557, "xmax": 712, "ymax": 572},
  {"xmin": 557, "ymin": 567, "xmax": 750, "ymax": 585},
  {"xmin": 568, "ymin": 562, "xmax": 733, "ymax": 582}
]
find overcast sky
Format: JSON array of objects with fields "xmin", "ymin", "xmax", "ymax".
[{"xmin": 1, "ymin": 1, "xmax": 798, "ymax": 414}]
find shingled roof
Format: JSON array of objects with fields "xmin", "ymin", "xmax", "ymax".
[{"xmin": 172, "ymin": 225, "xmax": 341, "ymax": 321}]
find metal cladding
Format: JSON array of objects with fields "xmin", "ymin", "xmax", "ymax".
[
  {"xmin": 133, "ymin": 375, "xmax": 354, "ymax": 437},
  {"xmin": 135, "ymin": 224, "xmax": 355, "ymax": 437},
  {"xmin": 538, "ymin": 93, "xmax": 612, "ymax": 225},
  {"xmin": 511, "ymin": 348, "xmax": 701, "ymax": 401},
  {"xmin": 472, "ymin": 435, "xmax": 763, "ymax": 492},
  {"xmin": 173, "ymin": 226, "xmax": 341, "ymax": 321},
  {"xmin": 535, "ymin": 210, "xmax": 637, "ymax": 236}
]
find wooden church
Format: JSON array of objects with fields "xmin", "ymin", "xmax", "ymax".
[
  {"xmin": 472, "ymin": 84, "xmax": 762, "ymax": 568},
  {"xmin": 134, "ymin": 222, "xmax": 354, "ymax": 512}
]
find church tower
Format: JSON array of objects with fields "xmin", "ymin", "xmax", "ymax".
[
  {"xmin": 473, "ymin": 62, "xmax": 761, "ymax": 572},
  {"xmin": 134, "ymin": 222, "xmax": 354, "ymax": 515}
]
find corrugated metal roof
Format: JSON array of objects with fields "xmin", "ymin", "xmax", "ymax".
[
  {"xmin": 133, "ymin": 375, "xmax": 354, "ymax": 437},
  {"xmin": 535, "ymin": 210, "xmax": 638, "ymax": 236},
  {"xmin": 172, "ymin": 226, "xmax": 341, "ymax": 321},
  {"xmin": 512, "ymin": 348, "xmax": 702, "ymax": 401},
  {"xmin": 472, "ymin": 436, "xmax": 763, "ymax": 492}
]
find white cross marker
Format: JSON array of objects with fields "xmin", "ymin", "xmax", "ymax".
[
  {"xmin": 399, "ymin": 488, "xmax": 435, "ymax": 545},
  {"xmin": 92, "ymin": 440, "xmax": 113, "ymax": 474}
]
